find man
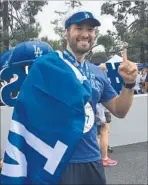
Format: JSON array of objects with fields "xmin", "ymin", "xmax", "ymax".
[
  {"xmin": 1, "ymin": 10, "xmax": 138, "ymax": 185},
  {"xmin": 59, "ymin": 10, "xmax": 138, "ymax": 184}
]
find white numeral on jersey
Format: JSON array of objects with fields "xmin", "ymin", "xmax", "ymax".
[{"xmin": 2, "ymin": 120, "xmax": 68, "ymax": 177}]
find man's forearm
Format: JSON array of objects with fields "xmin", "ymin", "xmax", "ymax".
[
  {"xmin": 103, "ymin": 48, "xmax": 138, "ymax": 118},
  {"xmin": 115, "ymin": 86, "xmax": 134, "ymax": 118},
  {"xmin": 103, "ymin": 86, "xmax": 134, "ymax": 118}
]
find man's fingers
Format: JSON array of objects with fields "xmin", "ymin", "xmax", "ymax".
[
  {"xmin": 128, "ymin": 66, "xmax": 137, "ymax": 73},
  {"xmin": 118, "ymin": 60, "xmax": 130, "ymax": 70},
  {"xmin": 122, "ymin": 47, "xmax": 127, "ymax": 63}
]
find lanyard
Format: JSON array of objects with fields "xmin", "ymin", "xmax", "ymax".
[
  {"xmin": 63, "ymin": 50, "xmax": 94, "ymax": 107},
  {"xmin": 63, "ymin": 50, "xmax": 92, "ymax": 82}
]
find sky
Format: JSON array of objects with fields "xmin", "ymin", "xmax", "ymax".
[{"xmin": 35, "ymin": 1, "xmax": 116, "ymax": 40}]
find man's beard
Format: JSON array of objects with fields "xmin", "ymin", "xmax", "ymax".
[{"xmin": 69, "ymin": 41, "xmax": 91, "ymax": 55}]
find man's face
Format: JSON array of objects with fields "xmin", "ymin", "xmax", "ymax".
[{"xmin": 66, "ymin": 21, "xmax": 96, "ymax": 55}]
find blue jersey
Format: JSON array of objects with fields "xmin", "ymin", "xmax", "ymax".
[
  {"xmin": 1, "ymin": 52, "xmax": 92, "ymax": 184},
  {"xmin": 70, "ymin": 62, "xmax": 117, "ymax": 163},
  {"xmin": 1, "ymin": 50, "xmax": 117, "ymax": 184}
]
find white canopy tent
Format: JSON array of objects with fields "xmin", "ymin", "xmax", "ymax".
[
  {"xmin": 106, "ymin": 54, "xmax": 122, "ymax": 63},
  {"xmin": 105, "ymin": 55, "xmax": 122, "ymax": 69}
]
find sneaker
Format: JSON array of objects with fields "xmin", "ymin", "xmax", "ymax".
[
  {"xmin": 102, "ymin": 157, "xmax": 118, "ymax": 167},
  {"xmin": 108, "ymin": 145, "xmax": 113, "ymax": 153}
]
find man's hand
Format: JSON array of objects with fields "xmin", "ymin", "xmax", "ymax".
[{"xmin": 118, "ymin": 47, "xmax": 138, "ymax": 84}]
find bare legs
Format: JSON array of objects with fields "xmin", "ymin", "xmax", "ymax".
[{"xmin": 99, "ymin": 123, "xmax": 110, "ymax": 160}]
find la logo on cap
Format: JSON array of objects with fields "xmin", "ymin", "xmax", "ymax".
[
  {"xmin": 33, "ymin": 45, "xmax": 43, "ymax": 58},
  {"xmin": 84, "ymin": 12, "xmax": 89, "ymax": 19}
]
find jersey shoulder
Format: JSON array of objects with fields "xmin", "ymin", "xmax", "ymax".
[{"xmin": 87, "ymin": 62, "xmax": 107, "ymax": 80}]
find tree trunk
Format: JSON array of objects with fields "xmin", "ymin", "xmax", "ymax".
[
  {"xmin": 0, "ymin": 1, "xmax": 3, "ymax": 54},
  {"xmin": 0, "ymin": 17, "xmax": 3, "ymax": 54},
  {"xmin": 3, "ymin": 1, "xmax": 9, "ymax": 51},
  {"xmin": 140, "ymin": 1, "xmax": 145, "ymax": 64}
]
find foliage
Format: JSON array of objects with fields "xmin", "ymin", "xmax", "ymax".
[
  {"xmin": 101, "ymin": 1, "xmax": 148, "ymax": 63},
  {"xmin": 90, "ymin": 51, "xmax": 108, "ymax": 65},
  {"xmin": 51, "ymin": 0, "xmax": 82, "ymax": 50},
  {"xmin": 1, "ymin": 1, "xmax": 48, "ymax": 52},
  {"xmin": 41, "ymin": 36, "xmax": 63, "ymax": 51}
]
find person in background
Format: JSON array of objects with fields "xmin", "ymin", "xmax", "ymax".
[
  {"xmin": 140, "ymin": 68, "xmax": 147, "ymax": 93},
  {"xmin": 144, "ymin": 69, "xmax": 148, "ymax": 93},
  {"xmin": 96, "ymin": 104, "xmax": 118, "ymax": 167},
  {"xmin": 133, "ymin": 71, "xmax": 142, "ymax": 94},
  {"xmin": 96, "ymin": 64, "xmax": 117, "ymax": 167}
]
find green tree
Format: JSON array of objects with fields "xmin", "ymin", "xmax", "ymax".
[
  {"xmin": 0, "ymin": 1, "xmax": 3, "ymax": 53},
  {"xmin": 90, "ymin": 51, "xmax": 108, "ymax": 65},
  {"xmin": 0, "ymin": 1, "xmax": 48, "ymax": 52},
  {"xmin": 101, "ymin": 1, "xmax": 148, "ymax": 63},
  {"xmin": 65, "ymin": 0, "xmax": 82, "ymax": 9},
  {"xmin": 41, "ymin": 36, "xmax": 62, "ymax": 50},
  {"xmin": 86, "ymin": 30, "xmax": 121, "ymax": 63},
  {"xmin": 51, "ymin": 0, "xmax": 82, "ymax": 50},
  {"xmin": 97, "ymin": 34, "xmax": 114, "ymax": 58}
]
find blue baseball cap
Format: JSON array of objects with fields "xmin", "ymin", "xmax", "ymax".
[
  {"xmin": 64, "ymin": 11, "xmax": 101, "ymax": 29},
  {"xmin": 8, "ymin": 41, "xmax": 54, "ymax": 66}
]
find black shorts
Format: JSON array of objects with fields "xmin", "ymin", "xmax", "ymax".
[
  {"xmin": 60, "ymin": 160, "xmax": 106, "ymax": 185},
  {"xmin": 97, "ymin": 125, "xmax": 101, "ymax": 136},
  {"xmin": 105, "ymin": 111, "xmax": 111, "ymax": 123},
  {"xmin": 97, "ymin": 112, "xmax": 111, "ymax": 135}
]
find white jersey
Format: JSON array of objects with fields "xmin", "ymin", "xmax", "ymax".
[
  {"xmin": 95, "ymin": 103, "xmax": 106, "ymax": 125},
  {"xmin": 133, "ymin": 74, "xmax": 141, "ymax": 92}
]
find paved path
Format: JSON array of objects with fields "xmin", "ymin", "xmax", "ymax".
[{"xmin": 105, "ymin": 142, "xmax": 147, "ymax": 184}]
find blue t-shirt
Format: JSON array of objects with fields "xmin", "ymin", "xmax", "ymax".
[
  {"xmin": 70, "ymin": 63, "xmax": 117, "ymax": 163},
  {"xmin": 46, "ymin": 50, "xmax": 117, "ymax": 163}
]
